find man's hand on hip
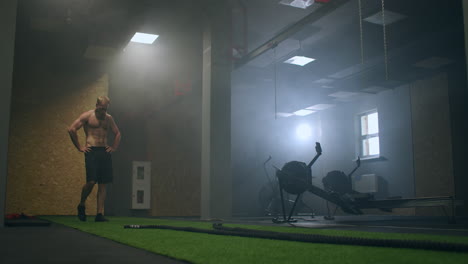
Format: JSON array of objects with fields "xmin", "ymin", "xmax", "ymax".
[
  {"xmin": 105, "ymin": 146, "xmax": 116, "ymax": 153},
  {"xmin": 79, "ymin": 146, "xmax": 91, "ymax": 153}
]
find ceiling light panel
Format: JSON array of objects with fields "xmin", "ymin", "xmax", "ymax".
[
  {"xmin": 279, "ymin": 0, "xmax": 315, "ymax": 9},
  {"xmin": 277, "ymin": 112, "xmax": 294, "ymax": 117},
  {"xmin": 131, "ymin": 32, "xmax": 159, "ymax": 44},
  {"xmin": 284, "ymin": 56, "xmax": 315, "ymax": 66},
  {"xmin": 294, "ymin": 109, "xmax": 316, "ymax": 116},
  {"xmin": 249, "ymin": 39, "xmax": 299, "ymax": 68},
  {"xmin": 363, "ymin": 10, "xmax": 406, "ymax": 25},
  {"xmin": 305, "ymin": 104, "xmax": 335, "ymax": 110}
]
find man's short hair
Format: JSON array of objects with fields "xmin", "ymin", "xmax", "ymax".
[{"xmin": 97, "ymin": 96, "xmax": 110, "ymax": 105}]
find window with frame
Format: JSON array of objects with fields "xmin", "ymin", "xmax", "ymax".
[{"xmin": 359, "ymin": 110, "xmax": 380, "ymax": 158}]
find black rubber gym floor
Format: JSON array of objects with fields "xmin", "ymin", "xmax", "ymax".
[{"xmin": 0, "ymin": 222, "xmax": 188, "ymax": 264}]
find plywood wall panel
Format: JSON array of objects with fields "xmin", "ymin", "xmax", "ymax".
[{"xmin": 6, "ymin": 72, "xmax": 109, "ymax": 216}]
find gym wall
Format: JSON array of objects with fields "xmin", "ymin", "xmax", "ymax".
[
  {"xmin": 230, "ymin": 72, "xmax": 457, "ymax": 217},
  {"xmin": 317, "ymin": 73, "xmax": 455, "ymax": 216},
  {"xmin": 147, "ymin": 97, "xmax": 202, "ymax": 217},
  {"xmin": 411, "ymin": 73, "xmax": 455, "ymax": 216},
  {"xmin": 108, "ymin": 70, "xmax": 202, "ymax": 217},
  {"xmin": 310, "ymin": 83, "xmax": 416, "ymax": 216},
  {"xmin": 0, "ymin": 0, "xmax": 18, "ymax": 227},
  {"xmin": 6, "ymin": 67, "xmax": 109, "ymax": 215},
  {"xmin": 107, "ymin": 14, "xmax": 203, "ymax": 217}
]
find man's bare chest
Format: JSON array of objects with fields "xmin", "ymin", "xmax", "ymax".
[{"xmin": 87, "ymin": 116, "xmax": 108, "ymax": 130}]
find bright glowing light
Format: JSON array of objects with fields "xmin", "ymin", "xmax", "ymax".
[
  {"xmin": 293, "ymin": 109, "xmax": 315, "ymax": 116},
  {"xmin": 296, "ymin": 124, "xmax": 312, "ymax": 140},
  {"xmin": 277, "ymin": 112, "xmax": 294, "ymax": 117},
  {"xmin": 279, "ymin": 0, "xmax": 315, "ymax": 9},
  {"xmin": 305, "ymin": 104, "xmax": 335, "ymax": 111},
  {"xmin": 284, "ymin": 56, "xmax": 315, "ymax": 66},
  {"xmin": 130, "ymin": 32, "xmax": 159, "ymax": 44}
]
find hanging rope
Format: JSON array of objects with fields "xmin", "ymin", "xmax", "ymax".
[
  {"xmin": 274, "ymin": 46, "xmax": 278, "ymax": 120},
  {"xmin": 357, "ymin": 0, "xmax": 365, "ymax": 91},
  {"xmin": 381, "ymin": 0, "xmax": 388, "ymax": 80},
  {"xmin": 358, "ymin": 0, "xmax": 364, "ymax": 65}
]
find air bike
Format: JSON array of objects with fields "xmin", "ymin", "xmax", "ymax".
[{"xmin": 272, "ymin": 142, "xmax": 463, "ymax": 224}]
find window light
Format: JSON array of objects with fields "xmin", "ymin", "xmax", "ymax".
[{"xmin": 359, "ymin": 111, "xmax": 380, "ymax": 157}]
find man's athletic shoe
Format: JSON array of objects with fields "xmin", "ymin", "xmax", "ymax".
[
  {"xmin": 77, "ymin": 205, "xmax": 86, "ymax": 221},
  {"xmin": 95, "ymin": 213, "xmax": 109, "ymax": 222}
]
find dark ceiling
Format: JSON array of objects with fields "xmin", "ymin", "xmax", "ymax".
[
  {"xmin": 14, "ymin": 0, "xmax": 466, "ymax": 114},
  {"xmin": 235, "ymin": 0, "xmax": 466, "ymax": 114}
]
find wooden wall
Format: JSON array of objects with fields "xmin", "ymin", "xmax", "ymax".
[{"xmin": 6, "ymin": 67, "xmax": 108, "ymax": 215}]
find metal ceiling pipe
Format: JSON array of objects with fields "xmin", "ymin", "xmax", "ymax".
[{"xmin": 234, "ymin": 0, "xmax": 351, "ymax": 69}]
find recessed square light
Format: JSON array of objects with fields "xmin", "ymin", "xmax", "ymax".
[
  {"xmin": 305, "ymin": 104, "xmax": 335, "ymax": 110},
  {"xmin": 293, "ymin": 109, "xmax": 316, "ymax": 116},
  {"xmin": 363, "ymin": 10, "xmax": 406, "ymax": 25},
  {"xmin": 284, "ymin": 56, "xmax": 315, "ymax": 66},
  {"xmin": 279, "ymin": 0, "xmax": 314, "ymax": 9},
  {"xmin": 131, "ymin": 32, "xmax": 159, "ymax": 44}
]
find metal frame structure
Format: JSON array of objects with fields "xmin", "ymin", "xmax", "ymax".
[{"xmin": 234, "ymin": 0, "xmax": 350, "ymax": 69}]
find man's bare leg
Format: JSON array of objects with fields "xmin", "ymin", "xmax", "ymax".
[
  {"xmin": 97, "ymin": 184, "xmax": 106, "ymax": 214},
  {"xmin": 95, "ymin": 184, "xmax": 109, "ymax": 222},
  {"xmin": 77, "ymin": 181, "xmax": 95, "ymax": 221},
  {"xmin": 79, "ymin": 181, "xmax": 96, "ymax": 206}
]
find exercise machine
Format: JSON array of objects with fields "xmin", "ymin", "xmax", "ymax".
[{"xmin": 272, "ymin": 142, "xmax": 463, "ymax": 223}]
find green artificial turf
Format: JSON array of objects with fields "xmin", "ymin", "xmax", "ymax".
[{"xmin": 41, "ymin": 216, "xmax": 468, "ymax": 264}]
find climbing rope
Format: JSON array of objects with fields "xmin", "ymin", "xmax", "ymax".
[
  {"xmin": 358, "ymin": 0, "xmax": 364, "ymax": 65},
  {"xmin": 381, "ymin": 0, "xmax": 389, "ymax": 80}
]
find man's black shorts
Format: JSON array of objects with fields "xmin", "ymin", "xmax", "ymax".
[{"xmin": 85, "ymin": 147, "xmax": 113, "ymax": 184}]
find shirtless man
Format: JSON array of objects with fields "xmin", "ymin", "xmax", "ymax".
[{"xmin": 68, "ymin": 96, "xmax": 121, "ymax": 222}]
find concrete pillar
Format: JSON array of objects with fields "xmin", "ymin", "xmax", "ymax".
[
  {"xmin": 464, "ymin": 0, "xmax": 468, "ymax": 80},
  {"xmin": 0, "ymin": 0, "xmax": 17, "ymax": 227},
  {"xmin": 201, "ymin": 2, "xmax": 232, "ymax": 220},
  {"xmin": 456, "ymin": 0, "xmax": 468, "ymax": 215}
]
